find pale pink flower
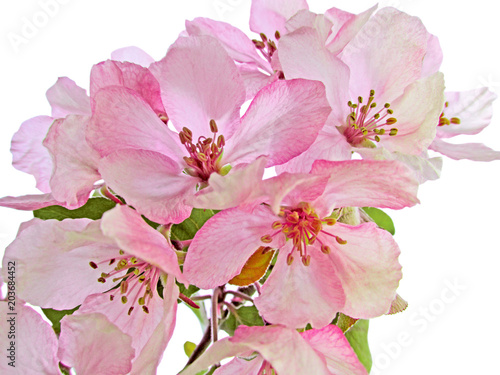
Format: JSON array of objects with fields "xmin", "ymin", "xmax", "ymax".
[
  {"xmin": 181, "ymin": 325, "xmax": 367, "ymax": 375},
  {"xmin": 184, "ymin": 160, "xmax": 418, "ymax": 328},
  {"xmin": 429, "ymin": 88, "xmax": 500, "ymax": 161},
  {"xmin": 87, "ymin": 35, "xmax": 330, "ymax": 224},
  {"xmin": 2, "ymin": 205, "xmax": 183, "ymax": 369},
  {"xmin": 276, "ymin": 8, "xmax": 445, "ymax": 176}
]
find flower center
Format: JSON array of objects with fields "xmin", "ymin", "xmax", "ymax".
[
  {"xmin": 252, "ymin": 31, "xmax": 285, "ymax": 79},
  {"xmin": 179, "ymin": 119, "xmax": 225, "ymax": 181},
  {"xmin": 261, "ymin": 203, "xmax": 346, "ymax": 266},
  {"xmin": 258, "ymin": 360, "xmax": 276, "ymax": 374},
  {"xmin": 438, "ymin": 101, "xmax": 461, "ymax": 126},
  {"xmin": 342, "ymin": 90, "xmax": 398, "ymax": 146},
  {"xmin": 89, "ymin": 250, "xmax": 160, "ymax": 315}
]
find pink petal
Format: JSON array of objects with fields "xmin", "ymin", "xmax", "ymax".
[
  {"xmin": 276, "ymin": 129, "xmax": 352, "ymax": 174},
  {"xmin": 11, "ymin": 115, "xmax": 54, "ymax": 193},
  {"xmin": 223, "ymin": 79, "xmax": 331, "ymax": 167},
  {"xmin": 421, "ymin": 34, "xmax": 443, "ymax": 77},
  {"xmin": 129, "ymin": 276, "xmax": 179, "ymax": 374},
  {"xmin": 58, "ymin": 313, "xmax": 135, "ymax": 375},
  {"xmin": 190, "ymin": 156, "xmax": 267, "ymax": 211},
  {"xmin": 184, "ymin": 206, "xmax": 279, "ymax": 289},
  {"xmin": 214, "ymin": 357, "xmax": 264, "ymax": 375},
  {"xmin": 325, "ymin": 5, "xmax": 377, "ymax": 55},
  {"xmin": 0, "ymin": 193, "xmax": 67, "ymax": 211},
  {"xmin": 301, "ymin": 325, "xmax": 368, "ymax": 375},
  {"xmin": 238, "ymin": 64, "xmax": 277, "ymax": 100},
  {"xmin": 150, "ymin": 35, "xmax": 246, "ymax": 140},
  {"xmin": 285, "ymin": 10, "xmax": 334, "ymax": 44},
  {"xmin": 250, "ymin": 0, "xmax": 309, "ymax": 38},
  {"xmin": 429, "ymin": 138, "xmax": 500, "ymax": 161},
  {"xmin": 381, "ymin": 72, "xmax": 445, "ymax": 155},
  {"xmin": 310, "ymin": 160, "xmax": 419, "ymax": 215},
  {"xmin": 438, "ymin": 88, "xmax": 497, "ymax": 138},
  {"xmin": 87, "ymin": 86, "xmax": 183, "ymax": 162},
  {"xmin": 101, "ymin": 205, "xmax": 185, "ymax": 282},
  {"xmin": 185, "ymin": 18, "xmax": 271, "ymax": 73},
  {"xmin": 43, "ymin": 115, "xmax": 100, "ymax": 207},
  {"xmin": 0, "ymin": 302, "xmax": 59, "ymax": 374},
  {"xmin": 110, "ymin": 46, "xmax": 155, "ymax": 67},
  {"xmin": 278, "ymin": 27, "xmax": 350, "ymax": 123},
  {"xmin": 255, "ymin": 243, "xmax": 346, "ymax": 328},
  {"xmin": 90, "ymin": 60, "xmax": 165, "ymax": 115},
  {"xmin": 340, "ymin": 7, "xmax": 429, "ymax": 105},
  {"xmin": 46, "ymin": 77, "xmax": 91, "ymax": 118},
  {"xmin": 98, "ymin": 149, "xmax": 195, "ymax": 224},
  {"xmin": 325, "ymin": 222, "xmax": 402, "ymax": 318},
  {"xmin": 2, "ymin": 219, "xmax": 116, "ymax": 310}
]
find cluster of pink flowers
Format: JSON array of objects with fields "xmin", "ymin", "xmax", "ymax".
[{"xmin": 1, "ymin": 1, "xmax": 498, "ymax": 374}]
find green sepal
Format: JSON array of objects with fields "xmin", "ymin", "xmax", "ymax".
[
  {"xmin": 345, "ymin": 319, "xmax": 372, "ymax": 372},
  {"xmin": 221, "ymin": 305, "xmax": 264, "ymax": 336},
  {"xmin": 34, "ymin": 198, "xmax": 116, "ymax": 221},
  {"xmin": 184, "ymin": 341, "xmax": 197, "ymax": 357},
  {"xmin": 362, "ymin": 207, "xmax": 395, "ymax": 235},
  {"xmin": 177, "ymin": 281, "xmax": 200, "ymax": 299},
  {"xmin": 42, "ymin": 306, "xmax": 80, "ymax": 335},
  {"xmin": 171, "ymin": 209, "xmax": 218, "ymax": 241}
]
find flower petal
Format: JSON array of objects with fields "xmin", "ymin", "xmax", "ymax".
[
  {"xmin": 2, "ymin": 219, "xmax": 116, "ymax": 310},
  {"xmin": 255, "ymin": 244, "xmax": 345, "ymax": 328},
  {"xmin": 429, "ymin": 138, "xmax": 500, "ymax": 161},
  {"xmin": 0, "ymin": 302, "xmax": 59, "ymax": 374},
  {"xmin": 87, "ymin": 86, "xmax": 183, "ymax": 162},
  {"xmin": 99, "ymin": 149, "xmax": 195, "ymax": 224},
  {"xmin": 285, "ymin": 10, "xmax": 334, "ymax": 44},
  {"xmin": 214, "ymin": 357, "xmax": 264, "ymax": 375},
  {"xmin": 310, "ymin": 159, "xmax": 419, "ymax": 214},
  {"xmin": 250, "ymin": 0, "xmax": 309, "ymax": 38},
  {"xmin": 223, "ymin": 79, "xmax": 331, "ymax": 167},
  {"xmin": 381, "ymin": 72, "xmax": 446, "ymax": 155},
  {"xmin": 301, "ymin": 325, "xmax": 368, "ymax": 375},
  {"xmin": 184, "ymin": 206, "xmax": 278, "ymax": 289},
  {"xmin": 58, "ymin": 313, "xmax": 135, "ymax": 375},
  {"xmin": 150, "ymin": 35, "xmax": 246, "ymax": 140},
  {"xmin": 438, "ymin": 88, "xmax": 497, "ymax": 138},
  {"xmin": 90, "ymin": 60, "xmax": 165, "ymax": 115},
  {"xmin": 43, "ymin": 115, "xmax": 101, "ymax": 207},
  {"xmin": 101, "ymin": 205, "xmax": 185, "ymax": 282},
  {"xmin": 11, "ymin": 115, "xmax": 54, "ymax": 193},
  {"xmin": 110, "ymin": 46, "xmax": 155, "ymax": 67},
  {"xmin": 0, "ymin": 193, "xmax": 65, "ymax": 211},
  {"xmin": 421, "ymin": 34, "xmax": 443, "ymax": 77},
  {"xmin": 324, "ymin": 222, "xmax": 402, "ymax": 318},
  {"xmin": 46, "ymin": 77, "xmax": 91, "ymax": 118}
]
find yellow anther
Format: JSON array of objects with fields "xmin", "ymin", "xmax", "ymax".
[
  {"xmin": 389, "ymin": 128, "xmax": 398, "ymax": 136},
  {"xmin": 275, "ymin": 30, "xmax": 281, "ymax": 40},
  {"xmin": 451, "ymin": 117, "xmax": 461, "ymax": 124},
  {"xmin": 370, "ymin": 89, "xmax": 375, "ymax": 97},
  {"xmin": 121, "ymin": 296, "xmax": 128, "ymax": 304},
  {"xmin": 272, "ymin": 221, "xmax": 283, "ymax": 230},
  {"xmin": 375, "ymin": 135, "xmax": 381, "ymax": 142},
  {"xmin": 120, "ymin": 281, "xmax": 129, "ymax": 294},
  {"xmin": 209, "ymin": 119, "xmax": 218, "ymax": 133},
  {"xmin": 321, "ymin": 245, "xmax": 331, "ymax": 254},
  {"xmin": 302, "ymin": 255, "xmax": 311, "ymax": 266},
  {"xmin": 260, "ymin": 32, "xmax": 267, "ymax": 42},
  {"xmin": 119, "ymin": 250, "xmax": 125, "ymax": 255},
  {"xmin": 324, "ymin": 218, "xmax": 337, "ymax": 226},
  {"xmin": 386, "ymin": 118, "xmax": 398, "ymax": 125},
  {"xmin": 97, "ymin": 277, "xmax": 106, "ymax": 283},
  {"xmin": 197, "ymin": 153, "xmax": 208, "ymax": 162},
  {"xmin": 286, "ymin": 253, "xmax": 294, "ymax": 265},
  {"xmin": 358, "ymin": 96, "xmax": 363, "ymax": 103},
  {"xmin": 138, "ymin": 297, "xmax": 145, "ymax": 305},
  {"xmin": 260, "ymin": 235, "xmax": 273, "ymax": 243},
  {"xmin": 336, "ymin": 236, "xmax": 347, "ymax": 245}
]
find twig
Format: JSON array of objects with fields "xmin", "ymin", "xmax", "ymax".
[
  {"xmin": 185, "ymin": 321, "xmax": 212, "ymax": 366},
  {"xmin": 224, "ymin": 290, "xmax": 254, "ymax": 303}
]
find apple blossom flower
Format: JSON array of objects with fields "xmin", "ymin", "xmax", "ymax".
[
  {"xmin": 2, "ymin": 205, "xmax": 183, "ymax": 370},
  {"xmin": 181, "ymin": 324, "xmax": 367, "ymax": 375},
  {"xmin": 275, "ymin": 8, "xmax": 445, "ymax": 179},
  {"xmin": 184, "ymin": 159, "xmax": 418, "ymax": 328},
  {"xmin": 429, "ymin": 87, "xmax": 500, "ymax": 161},
  {"xmin": 87, "ymin": 34, "xmax": 330, "ymax": 225}
]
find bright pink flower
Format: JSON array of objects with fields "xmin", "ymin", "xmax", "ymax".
[
  {"xmin": 2, "ymin": 205, "xmax": 183, "ymax": 368},
  {"xmin": 181, "ymin": 325, "xmax": 367, "ymax": 375},
  {"xmin": 87, "ymin": 35, "xmax": 330, "ymax": 224},
  {"xmin": 185, "ymin": 160, "xmax": 417, "ymax": 328},
  {"xmin": 276, "ymin": 8, "xmax": 445, "ymax": 174},
  {"xmin": 429, "ymin": 88, "xmax": 500, "ymax": 161}
]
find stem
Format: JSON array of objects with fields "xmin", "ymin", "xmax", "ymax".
[
  {"xmin": 254, "ymin": 282, "xmax": 262, "ymax": 295},
  {"xmin": 211, "ymin": 287, "xmax": 221, "ymax": 343},
  {"xmin": 224, "ymin": 290, "xmax": 254, "ymax": 303},
  {"xmin": 221, "ymin": 301, "xmax": 243, "ymax": 325},
  {"xmin": 191, "ymin": 295, "xmax": 212, "ymax": 301},
  {"xmin": 185, "ymin": 321, "xmax": 212, "ymax": 366}
]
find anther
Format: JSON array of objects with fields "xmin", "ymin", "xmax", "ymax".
[
  {"xmin": 260, "ymin": 235, "xmax": 273, "ymax": 243},
  {"xmin": 260, "ymin": 33, "xmax": 267, "ymax": 42},
  {"xmin": 120, "ymin": 281, "xmax": 129, "ymax": 294},
  {"xmin": 321, "ymin": 245, "xmax": 331, "ymax": 254},
  {"xmin": 128, "ymin": 307, "xmax": 134, "ymax": 315},
  {"xmin": 272, "ymin": 221, "xmax": 283, "ymax": 229},
  {"xmin": 89, "ymin": 261, "xmax": 98, "ymax": 269},
  {"xmin": 336, "ymin": 237, "xmax": 347, "ymax": 245},
  {"xmin": 275, "ymin": 30, "xmax": 281, "ymax": 40},
  {"xmin": 386, "ymin": 118, "xmax": 398, "ymax": 125},
  {"xmin": 302, "ymin": 255, "xmax": 311, "ymax": 266},
  {"xmin": 142, "ymin": 306, "xmax": 150, "ymax": 314},
  {"xmin": 121, "ymin": 296, "xmax": 128, "ymax": 304},
  {"xmin": 389, "ymin": 128, "xmax": 398, "ymax": 136},
  {"xmin": 450, "ymin": 117, "xmax": 461, "ymax": 124},
  {"xmin": 209, "ymin": 119, "xmax": 218, "ymax": 133},
  {"xmin": 287, "ymin": 253, "xmax": 294, "ymax": 265},
  {"xmin": 97, "ymin": 277, "xmax": 106, "ymax": 283}
]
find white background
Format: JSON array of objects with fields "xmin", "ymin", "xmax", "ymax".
[{"xmin": 0, "ymin": 0, "xmax": 499, "ymax": 374}]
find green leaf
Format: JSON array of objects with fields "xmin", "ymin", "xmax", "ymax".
[
  {"xmin": 184, "ymin": 341, "xmax": 197, "ymax": 357},
  {"xmin": 221, "ymin": 305, "xmax": 264, "ymax": 336},
  {"xmin": 345, "ymin": 319, "xmax": 372, "ymax": 372},
  {"xmin": 34, "ymin": 198, "xmax": 116, "ymax": 221},
  {"xmin": 177, "ymin": 282, "xmax": 200, "ymax": 299},
  {"xmin": 42, "ymin": 306, "xmax": 80, "ymax": 335},
  {"xmin": 171, "ymin": 209, "xmax": 217, "ymax": 241},
  {"xmin": 362, "ymin": 207, "xmax": 395, "ymax": 235}
]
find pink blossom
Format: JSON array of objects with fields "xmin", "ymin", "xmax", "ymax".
[
  {"xmin": 184, "ymin": 160, "xmax": 418, "ymax": 328},
  {"xmin": 429, "ymin": 88, "xmax": 500, "ymax": 161},
  {"xmin": 276, "ymin": 8, "xmax": 445, "ymax": 175},
  {"xmin": 181, "ymin": 325, "xmax": 367, "ymax": 375},
  {"xmin": 87, "ymin": 35, "xmax": 330, "ymax": 224},
  {"xmin": 2, "ymin": 205, "xmax": 183, "ymax": 368}
]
